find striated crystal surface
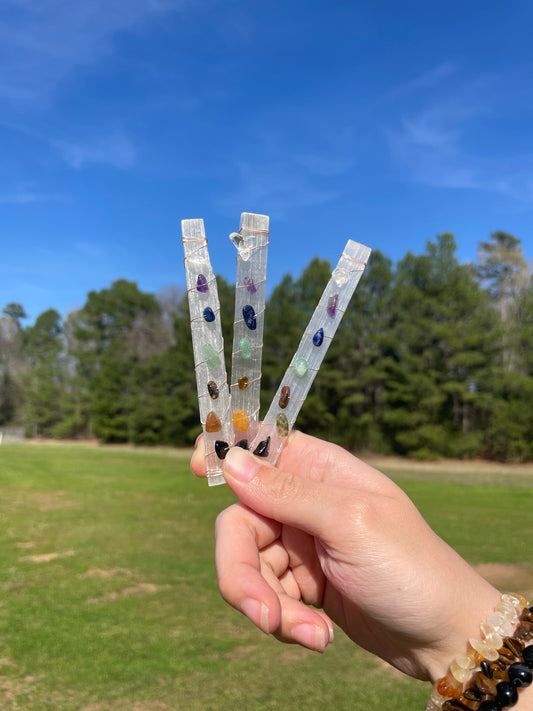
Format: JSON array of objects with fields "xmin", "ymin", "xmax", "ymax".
[
  {"xmin": 253, "ymin": 436, "xmax": 270, "ymax": 457},
  {"xmin": 294, "ymin": 358, "xmax": 309, "ymax": 378},
  {"xmin": 196, "ymin": 274, "xmax": 209, "ymax": 293},
  {"xmin": 203, "ymin": 306, "xmax": 215, "ymax": 322},
  {"xmin": 313, "ymin": 328, "xmax": 324, "ymax": 346},
  {"xmin": 203, "ymin": 344, "xmax": 221, "ymax": 369},
  {"xmin": 232, "ymin": 410, "xmax": 250, "ymax": 431},
  {"xmin": 238, "ymin": 376, "xmax": 249, "ymax": 390},
  {"xmin": 239, "ymin": 337, "xmax": 252, "ymax": 359},
  {"xmin": 276, "ymin": 413, "xmax": 289, "ymax": 439},
  {"xmin": 215, "ymin": 440, "xmax": 229, "ymax": 459},
  {"xmin": 278, "ymin": 385, "xmax": 290, "ymax": 408},
  {"xmin": 207, "ymin": 381, "xmax": 219, "ymax": 399},
  {"xmin": 242, "ymin": 304, "xmax": 257, "ymax": 330},
  {"xmin": 205, "ymin": 411, "xmax": 222, "ymax": 433},
  {"xmin": 244, "ymin": 276, "xmax": 257, "ymax": 294},
  {"xmin": 327, "ymin": 293, "xmax": 339, "ymax": 318}
]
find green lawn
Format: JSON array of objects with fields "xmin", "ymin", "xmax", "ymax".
[{"xmin": 1, "ymin": 444, "xmax": 532, "ymax": 711}]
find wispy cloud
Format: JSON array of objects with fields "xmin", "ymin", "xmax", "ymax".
[
  {"xmin": 0, "ymin": 183, "xmax": 65, "ymax": 204},
  {"xmin": 385, "ymin": 69, "xmax": 533, "ymax": 203},
  {"xmin": 0, "ymin": 0, "xmax": 188, "ymax": 107},
  {"xmin": 52, "ymin": 132, "xmax": 136, "ymax": 170}
]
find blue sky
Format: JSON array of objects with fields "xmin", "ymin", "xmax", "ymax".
[{"xmin": 1, "ymin": 0, "xmax": 532, "ymax": 323}]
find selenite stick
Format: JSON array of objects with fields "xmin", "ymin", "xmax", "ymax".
[
  {"xmin": 249, "ymin": 239, "xmax": 371, "ymax": 464},
  {"xmin": 227, "ymin": 213, "xmax": 270, "ymax": 453},
  {"xmin": 181, "ymin": 218, "xmax": 232, "ymax": 486}
]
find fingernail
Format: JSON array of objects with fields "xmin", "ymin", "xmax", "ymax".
[
  {"xmin": 240, "ymin": 598, "xmax": 270, "ymax": 634},
  {"xmin": 224, "ymin": 446, "xmax": 260, "ymax": 483},
  {"xmin": 327, "ymin": 621, "xmax": 335, "ymax": 642},
  {"xmin": 291, "ymin": 624, "xmax": 327, "ymax": 652}
]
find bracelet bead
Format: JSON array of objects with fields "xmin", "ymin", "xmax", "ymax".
[{"xmin": 427, "ymin": 595, "xmax": 532, "ymax": 711}]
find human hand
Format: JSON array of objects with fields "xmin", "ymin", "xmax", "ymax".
[{"xmin": 191, "ymin": 431, "xmax": 500, "ymax": 682}]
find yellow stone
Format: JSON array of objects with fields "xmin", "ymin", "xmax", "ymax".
[{"xmin": 232, "ymin": 410, "xmax": 250, "ymax": 431}]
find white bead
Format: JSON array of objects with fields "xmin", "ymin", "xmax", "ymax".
[
  {"xmin": 469, "ymin": 637, "xmax": 499, "ymax": 661},
  {"xmin": 480, "ymin": 621, "xmax": 503, "ymax": 649},
  {"xmin": 454, "ymin": 652, "xmax": 475, "ymax": 670},
  {"xmin": 487, "ymin": 611, "xmax": 516, "ymax": 636}
]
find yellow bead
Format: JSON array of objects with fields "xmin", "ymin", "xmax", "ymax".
[
  {"xmin": 450, "ymin": 657, "xmax": 472, "ymax": 683},
  {"xmin": 468, "ymin": 637, "xmax": 499, "ymax": 662}
]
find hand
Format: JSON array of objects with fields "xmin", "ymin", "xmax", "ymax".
[{"xmin": 191, "ymin": 431, "xmax": 500, "ymax": 682}]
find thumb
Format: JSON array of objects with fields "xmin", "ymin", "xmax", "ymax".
[{"xmin": 222, "ymin": 446, "xmax": 345, "ymax": 539}]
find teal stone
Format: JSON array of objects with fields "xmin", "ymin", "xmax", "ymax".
[
  {"xmin": 239, "ymin": 337, "xmax": 252, "ymax": 359},
  {"xmin": 203, "ymin": 343, "xmax": 221, "ymax": 369},
  {"xmin": 294, "ymin": 357, "xmax": 308, "ymax": 378}
]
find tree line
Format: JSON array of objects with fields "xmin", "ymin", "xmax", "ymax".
[{"xmin": 1, "ymin": 231, "xmax": 532, "ymax": 461}]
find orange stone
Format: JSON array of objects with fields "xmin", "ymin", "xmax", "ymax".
[
  {"xmin": 205, "ymin": 411, "xmax": 222, "ymax": 433},
  {"xmin": 232, "ymin": 410, "xmax": 250, "ymax": 431},
  {"xmin": 238, "ymin": 376, "xmax": 249, "ymax": 390},
  {"xmin": 436, "ymin": 673, "xmax": 462, "ymax": 698}
]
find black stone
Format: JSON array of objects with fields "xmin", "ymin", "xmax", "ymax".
[
  {"xmin": 495, "ymin": 681, "xmax": 518, "ymax": 707},
  {"xmin": 479, "ymin": 702, "xmax": 502, "ymax": 711},
  {"xmin": 253, "ymin": 436, "xmax": 270, "ymax": 457},
  {"xmin": 523, "ymin": 645, "xmax": 533, "ymax": 668},
  {"xmin": 508, "ymin": 662, "xmax": 532, "ymax": 687},
  {"xmin": 215, "ymin": 440, "xmax": 229, "ymax": 459},
  {"xmin": 481, "ymin": 660, "xmax": 493, "ymax": 678},
  {"xmin": 234, "ymin": 439, "xmax": 249, "ymax": 450}
]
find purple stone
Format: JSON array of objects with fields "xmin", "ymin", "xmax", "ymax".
[
  {"xmin": 196, "ymin": 274, "xmax": 209, "ymax": 293},
  {"xmin": 327, "ymin": 293, "xmax": 338, "ymax": 318},
  {"xmin": 244, "ymin": 276, "xmax": 257, "ymax": 295}
]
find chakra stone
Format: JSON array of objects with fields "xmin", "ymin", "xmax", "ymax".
[
  {"xmin": 205, "ymin": 411, "xmax": 222, "ymax": 433},
  {"xmin": 508, "ymin": 662, "xmax": 532, "ymax": 688},
  {"xmin": 203, "ymin": 343, "xmax": 221, "ymax": 369},
  {"xmin": 480, "ymin": 622, "xmax": 503, "ymax": 650},
  {"xmin": 196, "ymin": 274, "xmax": 209, "ymax": 293},
  {"xmin": 242, "ymin": 304, "xmax": 257, "ymax": 330},
  {"xmin": 313, "ymin": 327, "xmax": 324, "ymax": 346},
  {"xmin": 239, "ymin": 337, "xmax": 252, "ymax": 359},
  {"xmin": 489, "ymin": 662, "xmax": 507, "ymax": 681},
  {"xmin": 203, "ymin": 306, "xmax": 215, "ymax": 322},
  {"xmin": 327, "ymin": 293, "xmax": 339, "ymax": 318},
  {"xmin": 332, "ymin": 267, "xmax": 349, "ymax": 286},
  {"xmin": 207, "ymin": 380, "xmax": 219, "ymax": 399},
  {"xmin": 215, "ymin": 440, "xmax": 229, "ymax": 459},
  {"xmin": 278, "ymin": 385, "xmax": 290, "ymax": 409},
  {"xmin": 503, "ymin": 636, "xmax": 525, "ymax": 658},
  {"xmin": 276, "ymin": 413, "xmax": 289, "ymax": 439},
  {"xmin": 294, "ymin": 357, "xmax": 309, "ymax": 378},
  {"xmin": 450, "ymin": 658, "xmax": 472, "ymax": 683},
  {"xmin": 495, "ymin": 681, "xmax": 518, "ymax": 707},
  {"xmin": 503, "ymin": 593, "xmax": 529, "ymax": 611},
  {"xmin": 244, "ymin": 276, "xmax": 256, "ymax": 294},
  {"xmin": 232, "ymin": 410, "xmax": 250, "ymax": 431},
  {"xmin": 487, "ymin": 611, "xmax": 515, "ymax": 636},
  {"xmin": 234, "ymin": 439, "xmax": 249, "ymax": 450},
  {"xmin": 521, "ymin": 607, "xmax": 533, "ymax": 622},
  {"xmin": 516, "ymin": 621, "xmax": 533, "ymax": 642},
  {"xmin": 238, "ymin": 376, "xmax": 249, "ymax": 390},
  {"xmin": 253, "ymin": 436, "xmax": 270, "ymax": 457},
  {"xmin": 462, "ymin": 688, "xmax": 483, "ymax": 702}
]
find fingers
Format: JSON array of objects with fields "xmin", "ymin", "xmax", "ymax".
[
  {"xmin": 221, "ymin": 446, "xmax": 350, "ymax": 541},
  {"xmin": 190, "ymin": 433, "xmax": 207, "ymax": 477},
  {"xmin": 215, "ymin": 502, "xmax": 334, "ymax": 651}
]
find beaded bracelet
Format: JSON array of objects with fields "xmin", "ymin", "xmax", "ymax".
[{"xmin": 427, "ymin": 593, "xmax": 533, "ymax": 710}]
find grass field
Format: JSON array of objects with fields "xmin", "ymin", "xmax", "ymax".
[{"xmin": 1, "ymin": 443, "xmax": 532, "ymax": 711}]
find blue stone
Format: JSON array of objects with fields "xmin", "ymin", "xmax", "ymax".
[
  {"xmin": 313, "ymin": 328, "xmax": 324, "ymax": 346},
  {"xmin": 242, "ymin": 304, "xmax": 257, "ymax": 330},
  {"xmin": 203, "ymin": 306, "xmax": 215, "ymax": 322}
]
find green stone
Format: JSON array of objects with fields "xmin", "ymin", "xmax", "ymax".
[
  {"xmin": 276, "ymin": 413, "xmax": 289, "ymax": 438},
  {"xmin": 203, "ymin": 343, "xmax": 221, "ymax": 369},
  {"xmin": 239, "ymin": 337, "xmax": 252, "ymax": 359},
  {"xmin": 294, "ymin": 357, "xmax": 308, "ymax": 378}
]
